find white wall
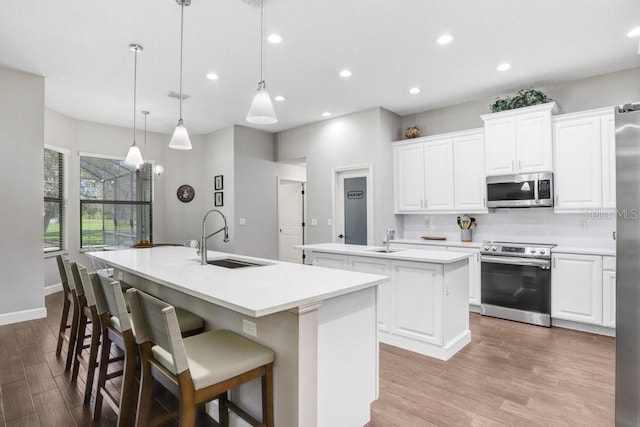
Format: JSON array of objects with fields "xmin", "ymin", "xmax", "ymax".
[
  {"xmin": 276, "ymin": 107, "xmax": 401, "ymax": 245},
  {"xmin": 233, "ymin": 125, "xmax": 278, "ymax": 259},
  {"xmin": 0, "ymin": 67, "xmax": 45, "ymax": 319}
]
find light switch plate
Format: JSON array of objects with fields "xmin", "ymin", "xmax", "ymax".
[
  {"xmin": 239, "ymin": 218, "xmax": 246, "ymax": 225},
  {"xmin": 327, "ymin": 219, "xmax": 332, "ymax": 227},
  {"xmin": 242, "ymin": 319, "xmax": 257, "ymax": 337},
  {"xmin": 311, "ymin": 218, "xmax": 318, "ymax": 226}
]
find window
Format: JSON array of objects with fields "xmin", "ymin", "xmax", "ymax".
[
  {"xmin": 79, "ymin": 156, "xmax": 152, "ymax": 248},
  {"xmin": 44, "ymin": 148, "xmax": 65, "ymax": 253}
]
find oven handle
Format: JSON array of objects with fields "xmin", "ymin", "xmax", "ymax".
[{"xmin": 481, "ymin": 255, "xmax": 550, "ymax": 268}]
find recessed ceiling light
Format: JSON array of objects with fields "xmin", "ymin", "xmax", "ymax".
[
  {"xmin": 322, "ymin": 112, "xmax": 331, "ymax": 117},
  {"xmin": 627, "ymin": 27, "xmax": 640, "ymax": 37},
  {"xmin": 339, "ymin": 69, "xmax": 352, "ymax": 78},
  {"xmin": 409, "ymin": 87, "xmax": 421, "ymax": 95},
  {"xmin": 206, "ymin": 72, "xmax": 219, "ymax": 80},
  {"xmin": 497, "ymin": 63, "xmax": 511, "ymax": 72},
  {"xmin": 436, "ymin": 34, "xmax": 453, "ymax": 45},
  {"xmin": 274, "ymin": 95, "xmax": 286, "ymax": 102},
  {"xmin": 267, "ymin": 34, "xmax": 283, "ymax": 44}
]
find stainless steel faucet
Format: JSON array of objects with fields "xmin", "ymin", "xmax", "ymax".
[
  {"xmin": 199, "ymin": 209, "xmax": 229, "ymax": 265},
  {"xmin": 385, "ymin": 228, "xmax": 395, "ymax": 252}
]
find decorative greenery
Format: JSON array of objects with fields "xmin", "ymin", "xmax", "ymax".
[{"xmin": 489, "ymin": 89, "xmax": 551, "ymax": 113}]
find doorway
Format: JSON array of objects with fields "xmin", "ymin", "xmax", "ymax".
[
  {"xmin": 333, "ymin": 165, "xmax": 374, "ymax": 245},
  {"xmin": 277, "ymin": 177, "xmax": 305, "ymax": 263}
]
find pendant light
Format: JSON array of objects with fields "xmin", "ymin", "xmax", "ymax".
[
  {"xmin": 125, "ymin": 44, "xmax": 145, "ymax": 166},
  {"xmin": 246, "ymin": 0, "xmax": 277, "ymax": 124},
  {"xmin": 169, "ymin": 0, "xmax": 192, "ymax": 150}
]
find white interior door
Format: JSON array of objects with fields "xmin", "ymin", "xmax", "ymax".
[
  {"xmin": 278, "ymin": 178, "xmax": 305, "ymax": 263},
  {"xmin": 333, "ymin": 165, "xmax": 374, "ymax": 245}
]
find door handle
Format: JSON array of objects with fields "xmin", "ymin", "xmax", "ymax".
[{"xmin": 338, "ymin": 234, "xmax": 344, "ymax": 239}]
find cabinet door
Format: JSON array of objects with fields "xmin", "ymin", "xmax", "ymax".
[
  {"xmin": 553, "ymin": 116, "xmax": 602, "ymax": 211},
  {"xmin": 484, "ymin": 117, "xmax": 516, "ymax": 176},
  {"xmin": 601, "ymin": 113, "xmax": 616, "ymax": 209},
  {"xmin": 394, "ymin": 143, "xmax": 425, "ymax": 212},
  {"xmin": 423, "ymin": 138, "xmax": 454, "ymax": 211},
  {"xmin": 311, "ymin": 253, "xmax": 349, "ymax": 270},
  {"xmin": 349, "ymin": 256, "xmax": 393, "ymax": 333},
  {"xmin": 516, "ymin": 111, "xmax": 553, "ymax": 173},
  {"xmin": 447, "ymin": 247, "xmax": 480, "ymax": 306},
  {"xmin": 391, "ymin": 260, "xmax": 443, "ymax": 345},
  {"xmin": 453, "ymin": 132, "xmax": 487, "ymax": 212},
  {"xmin": 551, "ymin": 254, "xmax": 603, "ymax": 325},
  {"xmin": 602, "ymin": 270, "xmax": 616, "ymax": 328}
]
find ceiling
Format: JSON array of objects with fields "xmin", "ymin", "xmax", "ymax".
[{"xmin": 1, "ymin": 0, "xmax": 639, "ymax": 135}]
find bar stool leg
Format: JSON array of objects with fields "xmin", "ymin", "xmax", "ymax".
[
  {"xmin": 263, "ymin": 364, "xmax": 274, "ymax": 427},
  {"xmin": 118, "ymin": 330, "xmax": 137, "ymax": 427},
  {"xmin": 83, "ymin": 314, "xmax": 101, "ymax": 404},
  {"xmin": 71, "ymin": 306, "xmax": 88, "ymax": 382},
  {"xmin": 218, "ymin": 392, "xmax": 229, "ymax": 427},
  {"xmin": 65, "ymin": 293, "xmax": 80, "ymax": 371},
  {"xmin": 93, "ymin": 328, "xmax": 111, "ymax": 421},
  {"xmin": 135, "ymin": 343, "xmax": 154, "ymax": 427},
  {"xmin": 56, "ymin": 294, "xmax": 71, "ymax": 357}
]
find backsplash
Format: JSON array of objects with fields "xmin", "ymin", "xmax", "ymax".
[{"xmin": 400, "ymin": 208, "xmax": 616, "ymax": 249}]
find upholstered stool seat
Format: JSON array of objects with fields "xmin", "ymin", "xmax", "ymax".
[{"xmin": 109, "ymin": 306, "xmax": 204, "ymax": 337}]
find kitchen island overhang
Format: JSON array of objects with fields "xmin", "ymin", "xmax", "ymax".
[{"xmin": 88, "ymin": 246, "xmax": 387, "ymax": 427}]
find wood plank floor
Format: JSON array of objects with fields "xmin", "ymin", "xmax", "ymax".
[
  {"xmin": 0, "ymin": 293, "xmax": 615, "ymax": 426},
  {"xmin": 368, "ymin": 314, "xmax": 615, "ymax": 427}
]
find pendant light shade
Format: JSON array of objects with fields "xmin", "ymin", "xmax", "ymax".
[
  {"xmin": 169, "ymin": 119, "xmax": 192, "ymax": 149},
  {"xmin": 169, "ymin": 0, "xmax": 192, "ymax": 150},
  {"xmin": 125, "ymin": 43, "xmax": 144, "ymax": 167},
  {"xmin": 246, "ymin": 81, "xmax": 277, "ymax": 124},
  {"xmin": 246, "ymin": 0, "xmax": 277, "ymax": 124}
]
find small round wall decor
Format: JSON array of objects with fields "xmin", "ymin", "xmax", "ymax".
[{"xmin": 177, "ymin": 184, "xmax": 195, "ymax": 203}]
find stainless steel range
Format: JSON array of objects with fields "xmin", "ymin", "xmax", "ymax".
[{"xmin": 480, "ymin": 242, "xmax": 556, "ymax": 327}]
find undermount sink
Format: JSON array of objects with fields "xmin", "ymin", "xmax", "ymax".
[
  {"xmin": 205, "ymin": 258, "xmax": 268, "ymax": 269},
  {"xmin": 367, "ymin": 248, "xmax": 404, "ymax": 253}
]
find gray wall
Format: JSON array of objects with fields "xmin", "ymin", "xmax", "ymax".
[
  {"xmin": 401, "ymin": 66, "xmax": 640, "ymax": 137},
  {"xmin": 0, "ymin": 68, "xmax": 45, "ymax": 316},
  {"xmin": 276, "ymin": 107, "xmax": 401, "ymax": 245}
]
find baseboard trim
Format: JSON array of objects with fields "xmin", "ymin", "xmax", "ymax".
[
  {"xmin": 0, "ymin": 307, "xmax": 47, "ymax": 326},
  {"xmin": 379, "ymin": 329, "xmax": 471, "ymax": 361},
  {"xmin": 551, "ymin": 318, "xmax": 616, "ymax": 337},
  {"xmin": 45, "ymin": 283, "xmax": 63, "ymax": 296}
]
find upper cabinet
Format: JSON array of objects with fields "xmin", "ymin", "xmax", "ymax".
[
  {"xmin": 552, "ymin": 107, "xmax": 615, "ymax": 212},
  {"xmin": 393, "ymin": 129, "xmax": 486, "ymax": 214},
  {"xmin": 481, "ymin": 102, "xmax": 557, "ymax": 176}
]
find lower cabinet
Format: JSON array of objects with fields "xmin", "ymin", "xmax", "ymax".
[
  {"xmin": 552, "ymin": 253, "xmax": 609, "ymax": 327},
  {"xmin": 602, "ymin": 256, "xmax": 616, "ymax": 328},
  {"xmin": 446, "ymin": 247, "xmax": 481, "ymax": 306}
]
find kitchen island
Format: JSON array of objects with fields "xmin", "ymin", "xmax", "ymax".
[
  {"xmin": 299, "ymin": 243, "xmax": 472, "ymax": 361},
  {"xmin": 88, "ymin": 246, "xmax": 388, "ymax": 427}
]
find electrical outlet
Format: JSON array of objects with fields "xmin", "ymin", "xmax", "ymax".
[
  {"xmin": 327, "ymin": 219, "xmax": 332, "ymax": 227},
  {"xmin": 242, "ymin": 319, "xmax": 257, "ymax": 337},
  {"xmin": 118, "ymin": 271, "xmax": 124, "ymax": 281},
  {"xmin": 239, "ymin": 218, "xmax": 246, "ymax": 225},
  {"xmin": 311, "ymin": 218, "xmax": 317, "ymax": 226}
]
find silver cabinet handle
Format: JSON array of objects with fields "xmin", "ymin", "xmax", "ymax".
[
  {"xmin": 420, "ymin": 200, "xmax": 424, "ymax": 209},
  {"xmin": 483, "ymin": 197, "xmax": 486, "ymax": 207},
  {"xmin": 613, "ymin": 231, "xmax": 616, "ymax": 241},
  {"xmin": 425, "ymin": 199, "xmax": 428, "ymax": 208},
  {"xmin": 555, "ymin": 194, "xmax": 558, "ymax": 205}
]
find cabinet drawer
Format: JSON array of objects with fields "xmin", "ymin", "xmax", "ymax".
[
  {"xmin": 390, "ymin": 243, "xmax": 446, "ymax": 251},
  {"xmin": 603, "ymin": 256, "xmax": 616, "ymax": 271}
]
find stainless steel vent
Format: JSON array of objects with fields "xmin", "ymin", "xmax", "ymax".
[{"xmin": 168, "ymin": 91, "xmax": 190, "ymax": 100}]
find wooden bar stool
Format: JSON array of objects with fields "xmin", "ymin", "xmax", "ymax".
[
  {"xmin": 90, "ymin": 274, "xmax": 206, "ymax": 426},
  {"xmin": 69, "ymin": 262, "xmax": 102, "ymax": 405},
  {"xmin": 126, "ymin": 288, "xmax": 275, "ymax": 427},
  {"xmin": 57, "ymin": 255, "xmax": 81, "ymax": 372}
]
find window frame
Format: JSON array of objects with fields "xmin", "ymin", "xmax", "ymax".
[
  {"xmin": 78, "ymin": 152, "xmax": 154, "ymax": 250},
  {"xmin": 43, "ymin": 145, "xmax": 68, "ymax": 257}
]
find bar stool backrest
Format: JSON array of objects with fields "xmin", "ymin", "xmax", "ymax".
[
  {"xmin": 71, "ymin": 263, "xmax": 97, "ymax": 308},
  {"xmin": 55, "ymin": 255, "xmax": 72, "ymax": 294},
  {"xmin": 90, "ymin": 273, "xmax": 131, "ymax": 332},
  {"xmin": 126, "ymin": 288, "xmax": 189, "ymax": 375},
  {"xmin": 60, "ymin": 255, "xmax": 78, "ymax": 293}
]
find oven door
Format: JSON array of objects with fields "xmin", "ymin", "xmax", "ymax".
[{"xmin": 481, "ymin": 255, "xmax": 551, "ymax": 323}]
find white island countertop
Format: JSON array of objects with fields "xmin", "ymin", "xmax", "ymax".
[
  {"xmin": 298, "ymin": 243, "xmax": 473, "ymax": 264},
  {"xmin": 88, "ymin": 246, "xmax": 388, "ymax": 317}
]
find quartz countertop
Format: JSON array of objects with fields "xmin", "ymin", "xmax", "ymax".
[
  {"xmin": 298, "ymin": 243, "xmax": 473, "ymax": 264},
  {"xmin": 552, "ymin": 246, "xmax": 616, "ymax": 256},
  {"xmin": 386, "ymin": 238, "xmax": 483, "ymax": 249},
  {"xmin": 88, "ymin": 246, "xmax": 388, "ymax": 318}
]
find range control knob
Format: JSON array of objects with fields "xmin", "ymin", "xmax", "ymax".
[
  {"xmin": 531, "ymin": 249, "xmax": 537, "ymax": 254},
  {"xmin": 540, "ymin": 249, "xmax": 546, "ymax": 255},
  {"xmin": 492, "ymin": 246, "xmax": 498, "ymax": 252},
  {"xmin": 483, "ymin": 245, "xmax": 490, "ymax": 251}
]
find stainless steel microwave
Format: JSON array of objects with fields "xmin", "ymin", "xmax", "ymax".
[{"xmin": 486, "ymin": 172, "xmax": 553, "ymax": 208}]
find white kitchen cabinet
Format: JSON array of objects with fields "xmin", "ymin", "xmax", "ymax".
[
  {"xmin": 447, "ymin": 247, "xmax": 481, "ymax": 306},
  {"xmin": 482, "ymin": 102, "xmax": 557, "ymax": 176},
  {"xmin": 453, "ymin": 131, "xmax": 487, "ymax": 211},
  {"xmin": 310, "ymin": 253, "xmax": 349, "ymax": 270},
  {"xmin": 393, "ymin": 129, "xmax": 486, "ymax": 214},
  {"xmin": 602, "ymin": 255, "xmax": 616, "ymax": 328},
  {"xmin": 551, "ymin": 253, "xmax": 603, "ymax": 325},
  {"xmin": 391, "ymin": 260, "xmax": 444, "ymax": 345},
  {"xmin": 423, "ymin": 138, "xmax": 455, "ymax": 211},
  {"xmin": 394, "ymin": 142, "xmax": 425, "ymax": 212},
  {"xmin": 349, "ymin": 256, "xmax": 393, "ymax": 333},
  {"xmin": 553, "ymin": 107, "xmax": 616, "ymax": 212}
]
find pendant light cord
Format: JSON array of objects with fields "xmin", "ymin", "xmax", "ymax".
[
  {"xmin": 260, "ymin": 0, "xmax": 264, "ymax": 84},
  {"xmin": 133, "ymin": 48, "xmax": 138, "ymax": 143},
  {"xmin": 179, "ymin": 0, "xmax": 185, "ymax": 120}
]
